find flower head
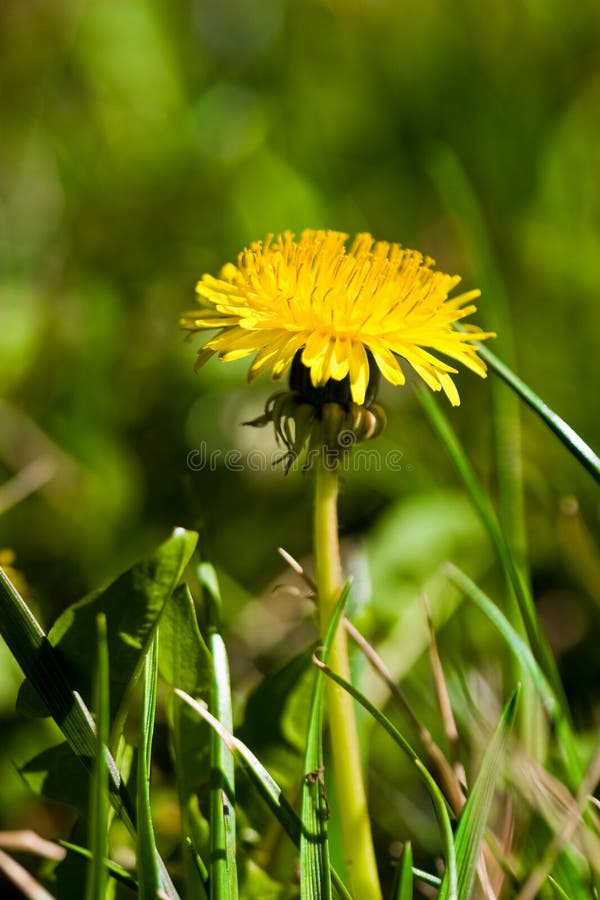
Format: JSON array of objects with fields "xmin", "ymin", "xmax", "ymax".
[{"xmin": 181, "ymin": 230, "xmax": 493, "ymax": 406}]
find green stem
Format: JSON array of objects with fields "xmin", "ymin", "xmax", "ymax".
[{"xmin": 313, "ymin": 458, "xmax": 382, "ymax": 900}]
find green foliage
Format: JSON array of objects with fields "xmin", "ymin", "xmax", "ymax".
[
  {"xmin": 85, "ymin": 613, "xmax": 110, "ymax": 900},
  {"xmin": 395, "ymin": 842, "xmax": 413, "ymax": 900},
  {"xmin": 439, "ymin": 688, "xmax": 519, "ymax": 900},
  {"xmin": 1, "ymin": 2, "xmax": 600, "ymax": 896},
  {"xmin": 17, "ymin": 528, "xmax": 198, "ymax": 726},
  {"xmin": 300, "ymin": 584, "xmax": 351, "ymax": 900}
]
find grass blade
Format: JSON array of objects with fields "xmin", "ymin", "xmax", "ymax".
[
  {"xmin": 85, "ymin": 614, "xmax": 110, "ymax": 900},
  {"xmin": 174, "ymin": 690, "xmax": 352, "ymax": 900},
  {"xmin": 300, "ymin": 583, "xmax": 351, "ymax": 900},
  {"xmin": 395, "ymin": 842, "xmax": 413, "ymax": 900},
  {"xmin": 136, "ymin": 631, "xmax": 161, "ymax": 898},
  {"xmin": 415, "ymin": 388, "xmax": 577, "ymax": 737},
  {"xmin": 413, "ymin": 867, "xmax": 441, "ymax": 888},
  {"xmin": 548, "ymin": 875, "xmax": 571, "ymax": 900},
  {"xmin": 312, "ymin": 657, "xmax": 457, "ymax": 898},
  {"xmin": 0, "ymin": 565, "xmax": 132, "ymax": 822},
  {"xmin": 445, "ymin": 562, "xmax": 582, "ymax": 780},
  {"xmin": 429, "ymin": 145, "xmax": 528, "ymax": 565},
  {"xmin": 0, "ymin": 846, "xmax": 57, "ymax": 900},
  {"xmin": 60, "ymin": 841, "xmax": 138, "ymax": 892},
  {"xmin": 472, "ymin": 339, "xmax": 600, "ymax": 484},
  {"xmin": 198, "ymin": 563, "xmax": 238, "ymax": 900},
  {"xmin": 0, "ymin": 566, "xmax": 181, "ymax": 899},
  {"xmin": 439, "ymin": 688, "xmax": 520, "ymax": 900}
]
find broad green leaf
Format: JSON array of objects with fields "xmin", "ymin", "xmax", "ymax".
[
  {"xmin": 242, "ymin": 644, "xmax": 315, "ymax": 753},
  {"xmin": 239, "ymin": 859, "xmax": 292, "ymax": 899},
  {"xmin": 20, "ymin": 741, "xmax": 92, "ymax": 812},
  {"xmin": 17, "ymin": 527, "xmax": 197, "ymax": 728},
  {"xmin": 0, "ymin": 552, "xmax": 181, "ymax": 899},
  {"xmin": 0, "ymin": 565, "xmax": 133, "ymax": 825},
  {"xmin": 85, "ymin": 614, "xmax": 110, "ymax": 900},
  {"xmin": 159, "ymin": 584, "xmax": 211, "ymax": 695},
  {"xmin": 439, "ymin": 687, "xmax": 519, "ymax": 900},
  {"xmin": 238, "ymin": 643, "xmax": 316, "ymax": 796}
]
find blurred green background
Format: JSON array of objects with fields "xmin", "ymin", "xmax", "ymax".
[{"xmin": 1, "ymin": 0, "xmax": 599, "ymax": 887}]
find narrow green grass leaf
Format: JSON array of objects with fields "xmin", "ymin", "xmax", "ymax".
[
  {"xmin": 429, "ymin": 148, "xmax": 599, "ymax": 484},
  {"xmin": 311, "ymin": 660, "xmax": 457, "ymax": 898},
  {"xmin": 185, "ymin": 835, "xmax": 209, "ymax": 886},
  {"xmin": 415, "ymin": 387, "xmax": 582, "ymax": 776},
  {"xmin": 174, "ymin": 690, "xmax": 352, "ymax": 900},
  {"xmin": 85, "ymin": 614, "xmax": 110, "ymax": 900},
  {"xmin": 395, "ymin": 842, "xmax": 413, "ymax": 900},
  {"xmin": 439, "ymin": 687, "xmax": 520, "ymax": 900},
  {"xmin": 548, "ymin": 875, "xmax": 573, "ymax": 899},
  {"xmin": 429, "ymin": 146, "xmax": 528, "ymax": 566},
  {"xmin": 136, "ymin": 631, "xmax": 161, "ymax": 898},
  {"xmin": 60, "ymin": 841, "xmax": 138, "ymax": 892},
  {"xmin": 0, "ymin": 563, "xmax": 181, "ymax": 899},
  {"xmin": 161, "ymin": 584, "xmax": 211, "ymax": 898},
  {"xmin": 300, "ymin": 583, "xmax": 351, "ymax": 900},
  {"xmin": 198, "ymin": 563, "xmax": 238, "ymax": 900},
  {"xmin": 472, "ymin": 339, "xmax": 600, "ymax": 485},
  {"xmin": 412, "ymin": 867, "xmax": 441, "ymax": 888},
  {"xmin": 416, "ymin": 386, "xmax": 537, "ymax": 643},
  {"xmin": 446, "ymin": 563, "xmax": 582, "ymax": 779},
  {"xmin": 551, "ymin": 851, "xmax": 598, "ymax": 900}
]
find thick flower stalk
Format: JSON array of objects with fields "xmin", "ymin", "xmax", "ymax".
[{"xmin": 182, "ymin": 230, "xmax": 491, "ymax": 898}]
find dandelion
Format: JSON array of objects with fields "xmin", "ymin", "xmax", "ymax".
[
  {"xmin": 181, "ymin": 229, "xmax": 493, "ymax": 408},
  {"xmin": 181, "ymin": 229, "xmax": 494, "ymax": 900}
]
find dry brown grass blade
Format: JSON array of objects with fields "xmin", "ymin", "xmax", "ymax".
[
  {"xmin": 343, "ymin": 615, "xmax": 466, "ymax": 819},
  {"xmin": 0, "ymin": 847, "xmax": 57, "ymax": 900},
  {"xmin": 421, "ymin": 594, "xmax": 466, "ymax": 788},
  {"xmin": 0, "ymin": 458, "xmax": 57, "ymax": 516},
  {"xmin": 516, "ymin": 740, "xmax": 600, "ymax": 899},
  {"xmin": 277, "ymin": 546, "xmax": 317, "ymax": 592},
  {"xmin": 276, "ymin": 547, "xmax": 470, "ymax": 824},
  {"xmin": 0, "ymin": 831, "xmax": 66, "ymax": 861},
  {"xmin": 422, "ymin": 596, "xmax": 503, "ymax": 900}
]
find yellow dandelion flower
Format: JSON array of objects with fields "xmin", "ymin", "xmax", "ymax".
[{"xmin": 181, "ymin": 230, "xmax": 494, "ymax": 406}]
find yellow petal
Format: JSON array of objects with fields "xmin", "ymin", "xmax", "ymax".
[
  {"xmin": 368, "ymin": 344, "xmax": 405, "ymax": 386},
  {"xmin": 438, "ymin": 372, "xmax": 460, "ymax": 406},
  {"xmin": 302, "ymin": 331, "xmax": 330, "ymax": 365},
  {"xmin": 329, "ymin": 337, "xmax": 350, "ymax": 381},
  {"xmin": 349, "ymin": 341, "xmax": 369, "ymax": 404}
]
